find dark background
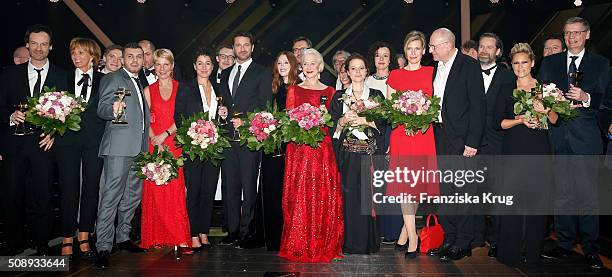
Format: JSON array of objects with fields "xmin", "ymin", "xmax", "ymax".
[{"xmin": 1, "ymin": 0, "xmax": 611, "ymax": 76}]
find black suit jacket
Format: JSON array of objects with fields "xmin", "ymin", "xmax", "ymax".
[
  {"xmin": 481, "ymin": 65, "xmax": 515, "ymax": 155},
  {"xmin": 0, "ymin": 62, "xmax": 67, "ymax": 153},
  {"xmin": 433, "ymin": 51, "xmax": 486, "ymax": 153},
  {"xmin": 537, "ymin": 51, "xmax": 610, "ymax": 154},
  {"xmin": 218, "ymin": 61, "xmax": 273, "ymax": 132},
  {"xmin": 55, "ymin": 70, "xmax": 106, "ymax": 147},
  {"xmin": 174, "ymin": 78, "xmax": 222, "ymax": 128}
]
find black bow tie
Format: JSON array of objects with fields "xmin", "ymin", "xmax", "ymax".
[
  {"xmin": 145, "ymin": 68, "xmax": 155, "ymax": 76},
  {"xmin": 217, "ymin": 72, "xmax": 222, "ymax": 80},
  {"xmin": 482, "ymin": 64, "xmax": 497, "ymax": 76},
  {"xmin": 77, "ymin": 73, "xmax": 90, "ymax": 86}
]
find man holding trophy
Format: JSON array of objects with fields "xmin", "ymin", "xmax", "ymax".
[{"xmin": 95, "ymin": 42, "xmax": 150, "ymax": 268}]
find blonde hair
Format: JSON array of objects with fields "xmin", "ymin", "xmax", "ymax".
[
  {"xmin": 69, "ymin": 37, "xmax": 101, "ymax": 67},
  {"xmin": 509, "ymin": 43, "xmax": 535, "ymax": 61},
  {"xmin": 403, "ymin": 30, "xmax": 427, "ymax": 51},
  {"xmin": 301, "ymin": 48, "xmax": 324, "ymax": 73},
  {"xmin": 153, "ymin": 48, "xmax": 174, "ymax": 64}
]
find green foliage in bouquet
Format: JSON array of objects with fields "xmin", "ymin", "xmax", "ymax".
[
  {"xmin": 175, "ymin": 112, "xmax": 231, "ymax": 166},
  {"xmin": 135, "ymin": 145, "xmax": 184, "ymax": 185},
  {"xmin": 238, "ymin": 102, "xmax": 287, "ymax": 154},
  {"xmin": 25, "ymin": 86, "xmax": 86, "ymax": 136}
]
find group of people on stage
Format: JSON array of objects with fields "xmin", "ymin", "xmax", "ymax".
[{"xmin": 1, "ymin": 15, "xmax": 611, "ymax": 270}]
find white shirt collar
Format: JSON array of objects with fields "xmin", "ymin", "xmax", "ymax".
[
  {"xmin": 234, "ymin": 58, "xmax": 253, "ymax": 71},
  {"xmin": 438, "ymin": 48, "xmax": 458, "ymax": 69},
  {"xmin": 76, "ymin": 67, "xmax": 94, "ymax": 81},
  {"xmin": 567, "ymin": 48, "xmax": 586, "ymax": 60},
  {"xmin": 123, "ymin": 67, "xmax": 139, "ymax": 79},
  {"xmin": 28, "ymin": 59, "xmax": 49, "ymax": 72}
]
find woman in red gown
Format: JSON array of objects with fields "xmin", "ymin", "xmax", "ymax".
[
  {"xmin": 279, "ymin": 48, "xmax": 344, "ymax": 262},
  {"xmin": 385, "ymin": 31, "xmax": 439, "ymax": 258},
  {"xmin": 141, "ymin": 49, "xmax": 191, "ymax": 253}
]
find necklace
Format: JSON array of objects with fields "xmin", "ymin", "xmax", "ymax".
[{"xmin": 372, "ymin": 74, "xmax": 388, "ymax": 80}]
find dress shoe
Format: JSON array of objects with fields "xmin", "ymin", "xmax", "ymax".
[
  {"xmin": 219, "ymin": 233, "xmax": 239, "ymax": 246},
  {"xmin": 439, "ymin": 247, "xmax": 471, "ymax": 262},
  {"xmin": 192, "ymin": 243, "xmax": 212, "ymax": 252},
  {"xmin": 405, "ymin": 239, "xmax": 420, "ymax": 259},
  {"xmin": 235, "ymin": 236, "xmax": 264, "ymax": 249},
  {"xmin": 117, "ymin": 241, "xmax": 146, "ymax": 253},
  {"xmin": 394, "ymin": 242, "xmax": 407, "ymax": 251},
  {"xmin": 427, "ymin": 243, "xmax": 451, "ymax": 257},
  {"xmin": 382, "ymin": 238, "xmax": 396, "ymax": 245},
  {"xmin": 471, "ymin": 239, "xmax": 486, "ymax": 248},
  {"xmin": 95, "ymin": 250, "xmax": 111, "ymax": 268},
  {"xmin": 178, "ymin": 246, "xmax": 194, "ymax": 255},
  {"xmin": 487, "ymin": 245, "xmax": 497, "ymax": 257},
  {"xmin": 540, "ymin": 247, "xmax": 576, "ymax": 260},
  {"xmin": 585, "ymin": 254, "xmax": 603, "ymax": 269}
]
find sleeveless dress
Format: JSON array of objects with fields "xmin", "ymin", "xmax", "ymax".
[
  {"xmin": 140, "ymin": 80, "xmax": 191, "ymax": 248},
  {"xmin": 385, "ymin": 67, "xmax": 439, "ymax": 198},
  {"xmin": 278, "ymin": 85, "xmax": 344, "ymax": 262}
]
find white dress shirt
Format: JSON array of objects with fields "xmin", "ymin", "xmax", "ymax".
[
  {"xmin": 215, "ymin": 68, "xmax": 223, "ymax": 84},
  {"xmin": 433, "ymin": 48, "xmax": 459, "ymax": 122},
  {"xmin": 481, "ymin": 64, "xmax": 497, "ymax": 94},
  {"xmin": 365, "ymin": 75, "xmax": 388, "ymax": 97},
  {"xmin": 28, "ymin": 59, "xmax": 49, "ymax": 96},
  {"xmin": 335, "ymin": 77, "xmax": 343, "ymax": 91},
  {"xmin": 74, "ymin": 67, "xmax": 94, "ymax": 102},
  {"xmin": 199, "ymin": 84, "xmax": 218, "ymax": 120},
  {"xmin": 566, "ymin": 49, "xmax": 591, "ymax": 107},
  {"xmin": 144, "ymin": 66, "xmax": 157, "ymax": 85},
  {"xmin": 228, "ymin": 58, "xmax": 253, "ymax": 96}
]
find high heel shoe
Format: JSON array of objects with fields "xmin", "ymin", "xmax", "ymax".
[
  {"xmin": 78, "ymin": 239, "xmax": 97, "ymax": 260},
  {"xmin": 178, "ymin": 246, "xmax": 194, "ymax": 255},
  {"xmin": 405, "ymin": 238, "xmax": 420, "ymax": 259},
  {"xmin": 61, "ymin": 242, "xmax": 74, "ymax": 261},
  {"xmin": 394, "ymin": 242, "xmax": 408, "ymax": 251}
]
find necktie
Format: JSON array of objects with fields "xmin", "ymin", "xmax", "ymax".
[
  {"xmin": 482, "ymin": 64, "xmax": 497, "ymax": 76},
  {"xmin": 231, "ymin": 65, "xmax": 241, "ymax": 97},
  {"xmin": 132, "ymin": 77, "xmax": 143, "ymax": 95},
  {"xmin": 33, "ymin": 68, "xmax": 43, "ymax": 97},
  {"xmin": 145, "ymin": 68, "xmax": 155, "ymax": 76},
  {"xmin": 78, "ymin": 73, "xmax": 90, "ymax": 101},
  {"xmin": 568, "ymin": 56, "xmax": 578, "ymax": 87},
  {"xmin": 217, "ymin": 72, "xmax": 222, "ymax": 81}
]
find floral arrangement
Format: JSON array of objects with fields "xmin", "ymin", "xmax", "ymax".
[
  {"xmin": 513, "ymin": 82, "xmax": 579, "ymax": 129},
  {"xmin": 280, "ymin": 102, "xmax": 333, "ymax": 147},
  {"xmin": 175, "ymin": 112, "xmax": 231, "ymax": 166},
  {"xmin": 382, "ymin": 89, "xmax": 440, "ymax": 135},
  {"xmin": 135, "ymin": 145, "xmax": 184, "ymax": 186},
  {"xmin": 25, "ymin": 86, "xmax": 86, "ymax": 136},
  {"xmin": 238, "ymin": 102, "xmax": 286, "ymax": 154}
]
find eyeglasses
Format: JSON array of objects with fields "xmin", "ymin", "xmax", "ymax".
[
  {"xmin": 563, "ymin": 30, "xmax": 587, "ymax": 37},
  {"xmin": 292, "ymin": 47, "xmax": 306, "ymax": 53},
  {"xmin": 218, "ymin": 54, "xmax": 235, "ymax": 60},
  {"xmin": 428, "ymin": 41, "xmax": 449, "ymax": 51}
]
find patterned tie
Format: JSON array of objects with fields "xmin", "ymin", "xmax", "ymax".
[
  {"xmin": 568, "ymin": 55, "xmax": 578, "ymax": 87},
  {"xmin": 33, "ymin": 68, "xmax": 43, "ymax": 97},
  {"xmin": 231, "ymin": 65, "xmax": 242, "ymax": 97}
]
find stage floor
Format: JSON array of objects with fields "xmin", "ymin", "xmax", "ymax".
[{"xmin": 6, "ymin": 241, "xmax": 612, "ymax": 276}]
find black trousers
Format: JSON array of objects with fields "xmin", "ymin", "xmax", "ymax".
[
  {"xmin": 221, "ymin": 142, "xmax": 261, "ymax": 237},
  {"xmin": 184, "ymin": 159, "xmax": 220, "ymax": 236},
  {"xmin": 55, "ymin": 143, "xmax": 103, "ymax": 237},
  {"xmin": 260, "ymin": 151, "xmax": 284, "ymax": 250},
  {"xmin": 498, "ymin": 215, "xmax": 547, "ymax": 266},
  {"xmin": 2, "ymin": 135, "xmax": 54, "ymax": 249},
  {"xmin": 433, "ymin": 125, "xmax": 475, "ymax": 250}
]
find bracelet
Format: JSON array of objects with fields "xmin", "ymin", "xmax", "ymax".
[{"xmin": 165, "ymin": 130, "xmax": 171, "ymax": 136}]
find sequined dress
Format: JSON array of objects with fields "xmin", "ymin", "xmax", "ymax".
[{"xmin": 278, "ymin": 85, "xmax": 344, "ymax": 262}]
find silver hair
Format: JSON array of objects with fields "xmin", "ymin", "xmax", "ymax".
[
  {"xmin": 333, "ymin": 50, "xmax": 350, "ymax": 63},
  {"xmin": 301, "ymin": 48, "xmax": 324, "ymax": 73}
]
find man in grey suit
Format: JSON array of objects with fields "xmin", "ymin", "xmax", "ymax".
[{"xmin": 94, "ymin": 43, "xmax": 150, "ymax": 268}]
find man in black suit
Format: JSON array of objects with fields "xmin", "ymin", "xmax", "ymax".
[
  {"xmin": 217, "ymin": 31, "xmax": 272, "ymax": 249},
  {"xmin": 214, "ymin": 44, "xmax": 235, "ymax": 86},
  {"xmin": 0, "ymin": 24, "xmax": 67, "ymax": 255},
  {"xmin": 538, "ymin": 17, "xmax": 609, "ymax": 269},
  {"xmin": 428, "ymin": 28, "xmax": 485, "ymax": 261},
  {"xmin": 473, "ymin": 32, "xmax": 515, "ymax": 257},
  {"xmin": 292, "ymin": 36, "xmax": 335, "ymax": 86}
]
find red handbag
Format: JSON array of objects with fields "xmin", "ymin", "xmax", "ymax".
[{"xmin": 419, "ymin": 214, "xmax": 445, "ymax": 254}]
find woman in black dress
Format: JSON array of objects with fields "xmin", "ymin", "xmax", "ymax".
[
  {"xmin": 330, "ymin": 53, "xmax": 384, "ymax": 254},
  {"xmin": 495, "ymin": 43, "xmax": 558, "ymax": 266},
  {"xmin": 260, "ymin": 51, "xmax": 299, "ymax": 250}
]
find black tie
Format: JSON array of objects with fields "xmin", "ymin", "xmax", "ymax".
[
  {"xmin": 482, "ymin": 64, "xmax": 497, "ymax": 76},
  {"xmin": 33, "ymin": 68, "xmax": 43, "ymax": 96},
  {"xmin": 568, "ymin": 56, "xmax": 579, "ymax": 88},
  {"xmin": 145, "ymin": 68, "xmax": 155, "ymax": 76},
  {"xmin": 132, "ymin": 77, "xmax": 143, "ymax": 95},
  {"xmin": 78, "ymin": 73, "xmax": 90, "ymax": 101},
  {"xmin": 231, "ymin": 65, "xmax": 241, "ymax": 97}
]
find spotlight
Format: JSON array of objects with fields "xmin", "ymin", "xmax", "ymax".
[
  {"xmin": 312, "ymin": 0, "xmax": 322, "ymax": 4},
  {"xmin": 137, "ymin": 0, "xmax": 146, "ymax": 3},
  {"xmin": 574, "ymin": 0, "xmax": 582, "ymax": 6},
  {"xmin": 361, "ymin": 0, "xmax": 368, "ymax": 7},
  {"xmin": 404, "ymin": 0, "xmax": 414, "ymax": 3},
  {"xmin": 269, "ymin": 0, "xmax": 279, "ymax": 8},
  {"xmin": 226, "ymin": 0, "xmax": 236, "ymax": 3},
  {"xmin": 49, "ymin": 0, "xmax": 60, "ymax": 2},
  {"xmin": 490, "ymin": 0, "xmax": 499, "ymax": 3}
]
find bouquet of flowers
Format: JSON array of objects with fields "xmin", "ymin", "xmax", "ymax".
[
  {"xmin": 280, "ymin": 102, "xmax": 333, "ymax": 147},
  {"xmin": 24, "ymin": 86, "xmax": 87, "ymax": 136},
  {"xmin": 175, "ymin": 112, "xmax": 231, "ymax": 166},
  {"xmin": 382, "ymin": 89, "xmax": 441, "ymax": 135},
  {"xmin": 135, "ymin": 145, "xmax": 184, "ymax": 186},
  {"xmin": 338, "ymin": 93, "xmax": 384, "ymax": 137},
  {"xmin": 238, "ymin": 102, "xmax": 286, "ymax": 154},
  {"xmin": 513, "ymin": 82, "xmax": 579, "ymax": 129}
]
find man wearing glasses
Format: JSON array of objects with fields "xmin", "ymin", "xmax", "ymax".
[
  {"xmin": 214, "ymin": 44, "xmax": 235, "ymax": 85},
  {"xmin": 291, "ymin": 36, "xmax": 335, "ymax": 86},
  {"xmin": 538, "ymin": 17, "xmax": 610, "ymax": 269}
]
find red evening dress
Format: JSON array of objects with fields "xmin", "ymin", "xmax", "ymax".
[
  {"xmin": 278, "ymin": 85, "xmax": 344, "ymax": 262},
  {"xmin": 385, "ymin": 67, "xmax": 439, "ymax": 198},
  {"xmin": 140, "ymin": 80, "xmax": 191, "ymax": 248}
]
